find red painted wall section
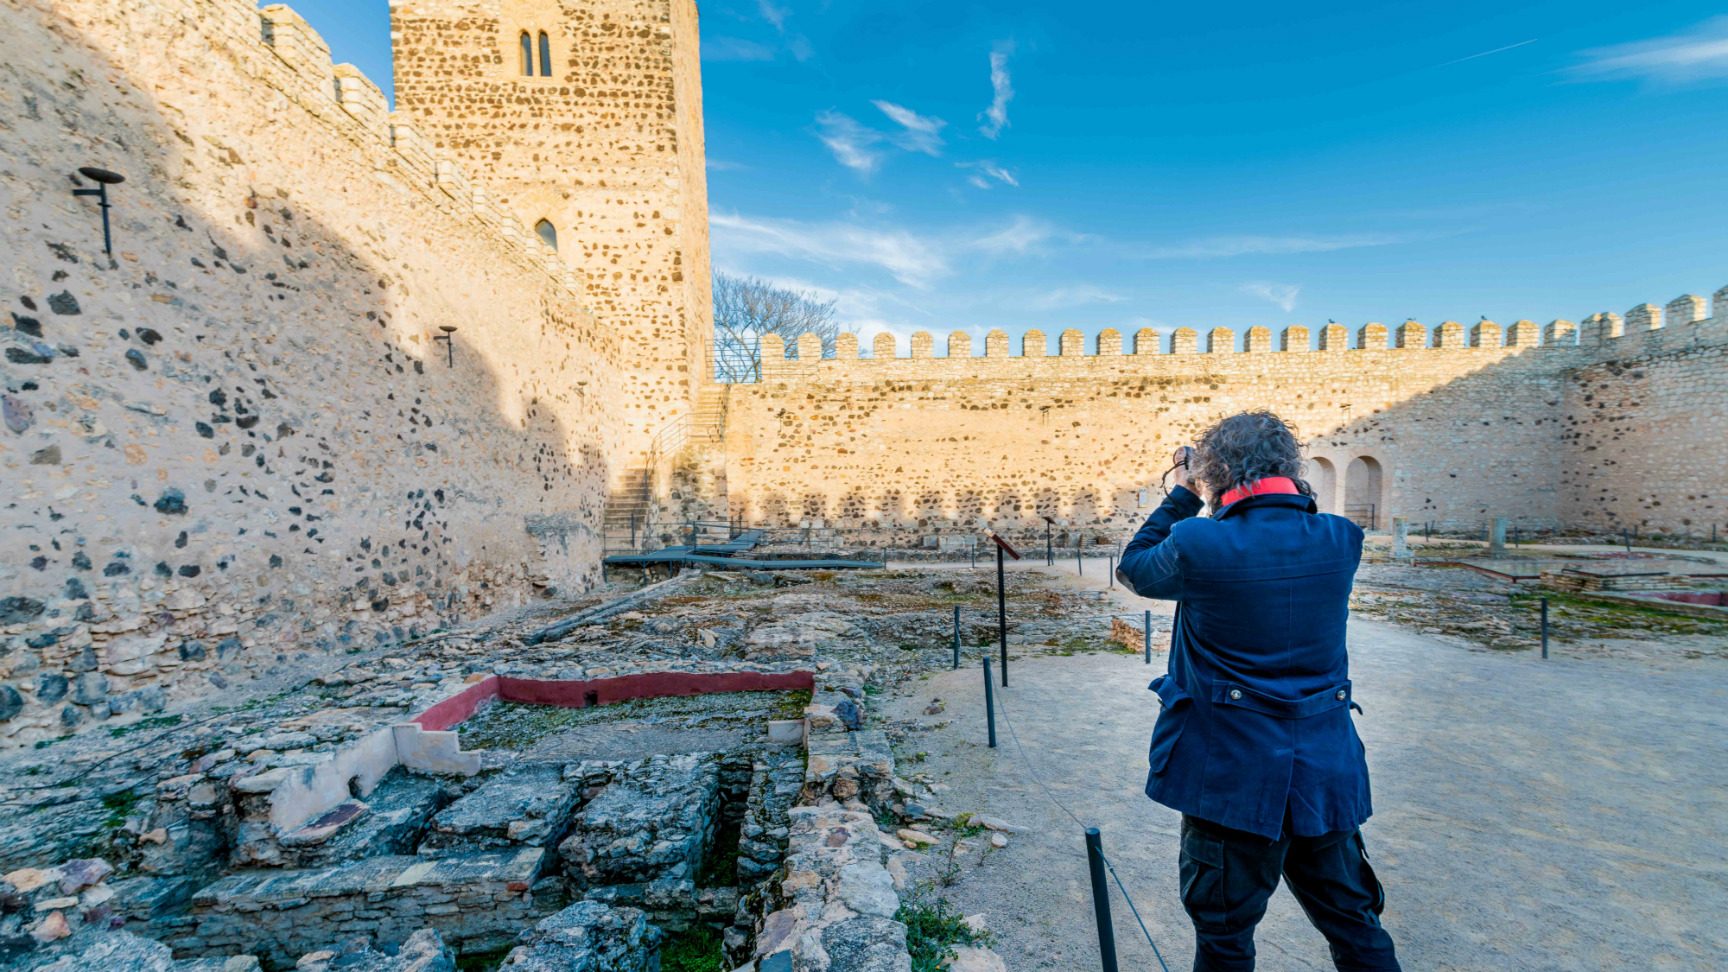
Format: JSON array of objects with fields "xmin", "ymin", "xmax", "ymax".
[
  {"xmin": 410, "ymin": 670, "xmax": 815, "ymax": 731},
  {"xmin": 413, "ymin": 675, "xmax": 501, "ymax": 731},
  {"xmin": 500, "ymin": 670, "xmax": 815, "ymax": 708}
]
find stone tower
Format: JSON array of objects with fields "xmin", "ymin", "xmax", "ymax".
[{"xmin": 390, "ymin": 0, "xmax": 713, "ymax": 455}]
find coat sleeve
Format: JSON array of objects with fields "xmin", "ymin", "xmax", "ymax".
[{"xmin": 1117, "ymin": 486, "xmax": 1203, "ymax": 600}]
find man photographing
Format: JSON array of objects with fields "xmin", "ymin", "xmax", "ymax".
[{"xmin": 1116, "ymin": 410, "xmax": 1402, "ymax": 972}]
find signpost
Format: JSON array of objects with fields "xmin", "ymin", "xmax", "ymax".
[{"xmin": 985, "ymin": 531, "xmax": 1023, "ymax": 687}]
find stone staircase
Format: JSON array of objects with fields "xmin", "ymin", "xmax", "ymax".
[{"xmin": 602, "ymin": 386, "xmax": 730, "ymax": 555}]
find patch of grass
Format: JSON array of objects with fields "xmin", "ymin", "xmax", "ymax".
[
  {"xmin": 660, "ymin": 924, "xmax": 725, "ymax": 972},
  {"xmin": 771, "ymin": 688, "xmax": 813, "ymax": 721},
  {"xmin": 1512, "ymin": 590, "xmax": 1728, "ymax": 637},
  {"xmin": 899, "ymin": 896, "xmax": 990, "ymax": 972},
  {"xmin": 107, "ymin": 713, "xmax": 183, "ymax": 739},
  {"xmin": 101, "ymin": 789, "xmax": 142, "ymax": 830}
]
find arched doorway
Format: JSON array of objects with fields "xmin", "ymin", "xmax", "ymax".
[
  {"xmin": 1345, "ymin": 456, "xmax": 1384, "ymax": 531},
  {"xmin": 1310, "ymin": 457, "xmax": 1338, "ymax": 514}
]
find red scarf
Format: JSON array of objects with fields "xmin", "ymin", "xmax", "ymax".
[{"xmin": 1220, "ymin": 477, "xmax": 1301, "ymax": 508}]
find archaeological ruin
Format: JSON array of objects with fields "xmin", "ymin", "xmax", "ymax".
[{"xmin": 3, "ymin": 0, "xmax": 1727, "ymax": 970}]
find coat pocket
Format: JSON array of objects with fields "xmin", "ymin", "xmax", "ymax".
[{"xmin": 1148, "ymin": 675, "xmax": 1192, "ymax": 775}]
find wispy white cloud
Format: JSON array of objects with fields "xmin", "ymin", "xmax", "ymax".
[
  {"xmin": 970, "ymin": 215, "xmax": 1070, "ymax": 255},
  {"xmin": 1571, "ymin": 17, "xmax": 1728, "ymax": 84},
  {"xmin": 1242, "ymin": 282, "xmax": 1302, "ymax": 313},
  {"xmin": 712, "ymin": 212, "xmax": 951, "ymax": 288},
  {"xmin": 706, "ymin": 158, "xmax": 749, "ymax": 172},
  {"xmin": 1027, "ymin": 285, "xmax": 1126, "ymax": 310},
  {"xmin": 979, "ymin": 42, "xmax": 1015, "ymax": 139},
  {"xmin": 1136, "ymin": 232, "xmax": 1407, "ymax": 259},
  {"xmin": 757, "ymin": 0, "xmax": 788, "ymax": 31},
  {"xmin": 814, "ymin": 111, "xmax": 885, "ymax": 175},
  {"xmin": 702, "ymin": 36, "xmax": 777, "ymax": 62},
  {"xmin": 1436, "ymin": 38, "xmax": 1538, "ymax": 68},
  {"xmin": 958, "ymin": 160, "xmax": 1019, "ymax": 189},
  {"xmin": 872, "ymin": 100, "xmax": 947, "ymax": 155},
  {"xmin": 711, "ymin": 211, "xmax": 1081, "ymax": 289}
]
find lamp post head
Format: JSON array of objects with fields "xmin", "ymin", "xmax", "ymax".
[{"xmin": 78, "ymin": 167, "xmax": 125, "ymax": 185}]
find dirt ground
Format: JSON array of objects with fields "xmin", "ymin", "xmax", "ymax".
[{"xmin": 877, "ymin": 559, "xmax": 1728, "ymax": 972}]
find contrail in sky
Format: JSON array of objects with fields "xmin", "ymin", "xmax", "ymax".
[{"xmin": 1438, "ymin": 38, "xmax": 1538, "ymax": 68}]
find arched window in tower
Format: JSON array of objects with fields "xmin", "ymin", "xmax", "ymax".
[
  {"xmin": 538, "ymin": 31, "xmax": 552, "ymax": 76},
  {"xmin": 535, "ymin": 219, "xmax": 558, "ymax": 251},
  {"xmin": 519, "ymin": 31, "xmax": 533, "ymax": 76}
]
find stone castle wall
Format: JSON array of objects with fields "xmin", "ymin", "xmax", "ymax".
[
  {"xmin": 391, "ymin": 0, "xmax": 713, "ymax": 457},
  {"xmin": 1560, "ymin": 296, "xmax": 1728, "ymax": 536},
  {"xmin": 0, "ymin": 0, "xmax": 638, "ymax": 744},
  {"xmin": 719, "ymin": 294, "xmax": 1728, "ymax": 543}
]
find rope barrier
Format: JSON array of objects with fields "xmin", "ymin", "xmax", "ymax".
[{"xmin": 992, "ymin": 682, "xmax": 1173, "ymax": 972}]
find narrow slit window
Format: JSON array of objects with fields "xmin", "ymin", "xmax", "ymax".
[
  {"xmin": 535, "ymin": 219, "xmax": 558, "ymax": 250},
  {"xmin": 538, "ymin": 31, "xmax": 552, "ymax": 76},
  {"xmin": 519, "ymin": 32, "xmax": 533, "ymax": 75}
]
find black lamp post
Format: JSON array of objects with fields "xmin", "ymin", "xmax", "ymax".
[
  {"xmin": 433, "ymin": 325, "xmax": 458, "ymax": 367},
  {"xmin": 72, "ymin": 167, "xmax": 125, "ymax": 257}
]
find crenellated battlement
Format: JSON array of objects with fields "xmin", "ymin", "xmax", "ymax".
[
  {"xmin": 245, "ymin": 4, "xmax": 589, "ymax": 301},
  {"xmin": 753, "ymin": 283, "xmax": 1728, "ymax": 377}
]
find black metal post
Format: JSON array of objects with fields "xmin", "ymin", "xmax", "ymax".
[
  {"xmin": 1623, "ymin": 529, "xmax": 1633, "ymax": 554},
  {"xmin": 952, "ymin": 604, "xmax": 961, "ymax": 670},
  {"xmin": 1108, "ymin": 554, "xmax": 1115, "ymax": 589},
  {"xmin": 1144, "ymin": 610, "xmax": 1152, "ymax": 665},
  {"xmin": 997, "ymin": 544, "xmax": 1009, "ymax": 688},
  {"xmin": 630, "ymin": 513, "xmax": 637, "ymax": 548},
  {"xmin": 1046, "ymin": 520, "xmax": 1054, "ymax": 566},
  {"xmin": 72, "ymin": 184, "xmax": 115, "ymax": 257},
  {"xmin": 1541, "ymin": 598, "xmax": 1550, "ymax": 659},
  {"xmin": 1085, "ymin": 828, "xmax": 1120, "ymax": 972},
  {"xmin": 982, "ymin": 657, "xmax": 997, "ymax": 749},
  {"xmin": 971, "ymin": 540, "xmax": 977, "ymax": 570},
  {"xmin": 1076, "ymin": 547, "xmax": 1083, "ymax": 576}
]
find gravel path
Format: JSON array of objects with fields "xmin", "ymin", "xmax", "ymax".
[{"xmin": 883, "ymin": 565, "xmax": 1728, "ymax": 972}]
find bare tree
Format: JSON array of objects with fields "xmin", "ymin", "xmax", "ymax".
[{"xmin": 711, "ymin": 273, "xmax": 845, "ymax": 382}]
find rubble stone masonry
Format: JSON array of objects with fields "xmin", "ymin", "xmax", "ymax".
[
  {"xmin": 720, "ymin": 305, "xmax": 1728, "ymax": 543},
  {"xmin": 0, "ymin": 0, "xmax": 643, "ymax": 744}
]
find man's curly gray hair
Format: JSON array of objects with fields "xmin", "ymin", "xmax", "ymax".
[{"xmin": 1191, "ymin": 410, "xmax": 1315, "ymax": 508}]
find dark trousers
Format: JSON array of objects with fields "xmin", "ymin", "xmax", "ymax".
[{"xmin": 1179, "ymin": 814, "xmax": 1401, "ymax": 972}]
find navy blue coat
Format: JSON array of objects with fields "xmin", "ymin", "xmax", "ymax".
[{"xmin": 1117, "ymin": 485, "xmax": 1372, "ymax": 840}]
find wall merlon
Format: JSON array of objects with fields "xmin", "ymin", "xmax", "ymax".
[
  {"xmin": 434, "ymin": 158, "xmax": 472, "ymax": 204},
  {"xmin": 1626, "ymin": 303, "xmax": 1662, "ymax": 331},
  {"xmin": 910, "ymin": 331, "xmax": 934, "ymax": 359},
  {"xmin": 1714, "ymin": 286, "xmax": 1728, "ymax": 322},
  {"xmin": 1469, "ymin": 320, "xmax": 1501, "ymax": 348},
  {"xmin": 1098, "ymin": 328, "xmax": 1123, "ymax": 355},
  {"xmin": 947, "ymin": 331, "xmax": 971, "ymax": 358},
  {"xmin": 332, "ymin": 64, "xmax": 389, "ymax": 138},
  {"xmin": 762, "ymin": 334, "xmax": 786, "ymax": 362},
  {"xmin": 1133, "ymin": 328, "xmax": 1158, "ymax": 355},
  {"xmin": 1666, "ymin": 294, "xmax": 1707, "ymax": 326},
  {"xmin": 1060, "ymin": 329, "xmax": 1085, "ymax": 356},
  {"xmin": 798, "ymin": 332, "xmax": 823, "ymax": 361},
  {"xmin": 1319, "ymin": 324, "xmax": 1348, "ymax": 351},
  {"xmin": 836, "ymin": 333, "xmax": 859, "ymax": 359},
  {"xmin": 1359, "ymin": 323, "xmax": 1389, "ymax": 349},
  {"xmin": 985, "ymin": 329, "xmax": 1009, "ymax": 357},
  {"xmin": 259, "ymin": 4, "xmax": 334, "ymax": 91},
  {"xmin": 873, "ymin": 333, "xmax": 896, "ymax": 359},
  {"xmin": 1395, "ymin": 320, "xmax": 1427, "ymax": 349},
  {"xmin": 1023, "ymin": 330, "xmax": 1047, "ymax": 358},
  {"xmin": 1171, "ymin": 328, "xmax": 1200, "ymax": 354},
  {"xmin": 1434, "ymin": 321, "xmax": 1465, "ymax": 348},
  {"xmin": 1508, "ymin": 320, "xmax": 1540, "ymax": 347},
  {"xmin": 388, "ymin": 114, "xmax": 435, "ymax": 180},
  {"xmin": 1207, "ymin": 327, "xmax": 1235, "ymax": 354},
  {"xmin": 1281, "ymin": 326, "xmax": 1310, "ymax": 352},
  {"xmin": 1245, "ymin": 326, "xmax": 1273, "ymax": 353},
  {"xmin": 1545, "ymin": 319, "xmax": 1578, "ymax": 346}
]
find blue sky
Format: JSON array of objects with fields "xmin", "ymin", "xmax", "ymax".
[{"xmin": 283, "ymin": 1, "xmax": 1728, "ymax": 348}]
